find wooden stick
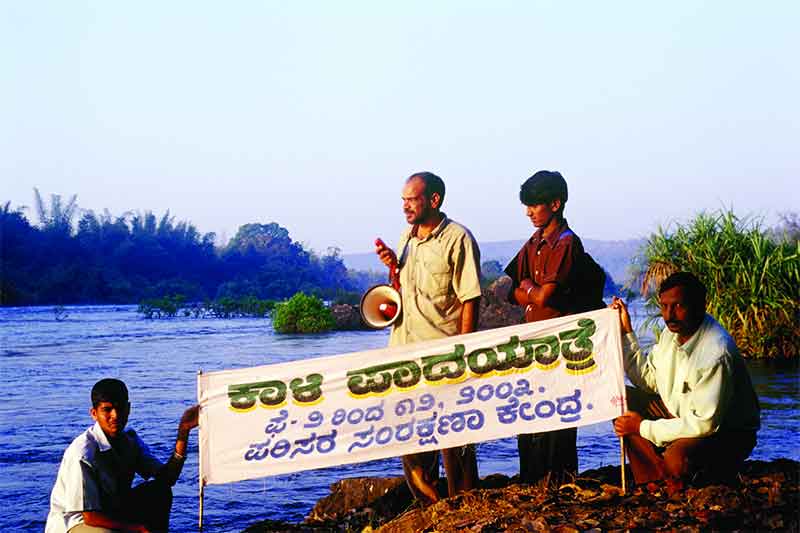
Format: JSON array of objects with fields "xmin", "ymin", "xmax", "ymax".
[
  {"xmin": 619, "ymin": 436, "xmax": 627, "ymax": 494},
  {"xmin": 199, "ymin": 479, "xmax": 205, "ymax": 531},
  {"xmin": 197, "ymin": 369, "xmax": 204, "ymax": 531}
]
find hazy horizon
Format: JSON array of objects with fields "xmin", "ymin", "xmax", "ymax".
[{"xmin": 3, "ymin": 2, "xmax": 798, "ymax": 254}]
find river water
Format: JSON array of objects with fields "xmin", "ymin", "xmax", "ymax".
[{"xmin": 0, "ymin": 305, "xmax": 797, "ymax": 532}]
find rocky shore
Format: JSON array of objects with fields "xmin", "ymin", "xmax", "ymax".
[
  {"xmin": 243, "ymin": 459, "xmax": 799, "ymax": 532},
  {"xmin": 331, "ymin": 276, "xmax": 524, "ymax": 332},
  {"xmin": 313, "ymin": 279, "xmax": 799, "ymax": 531}
]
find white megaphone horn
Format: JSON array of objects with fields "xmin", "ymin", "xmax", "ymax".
[
  {"xmin": 359, "ymin": 284, "xmax": 402, "ymax": 329},
  {"xmin": 360, "ymin": 238, "xmax": 402, "ymax": 329}
]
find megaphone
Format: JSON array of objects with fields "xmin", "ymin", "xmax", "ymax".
[{"xmin": 360, "ymin": 284, "xmax": 402, "ymax": 329}]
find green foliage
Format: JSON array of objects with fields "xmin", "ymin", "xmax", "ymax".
[
  {"xmin": 347, "ymin": 269, "xmax": 390, "ymax": 293},
  {"xmin": 205, "ymin": 296, "xmax": 276, "ymax": 318},
  {"xmin": 138, "ymin": 294, "xmax": 185, "ymax": 318},
  {"xmin": 770, "ymin": 212, "xmax": 800, "ymax": 244},
  {"xmin": 34, "ymin": 187, "xmax": 79, "ymax": 235},
  {"xmin": 238, "ymin": 295, "xmax": 276, "ymax": 316},
  {"xmin": 2, "ymin": 191, "xmax": 357, "ymax": 306},
  {"xmin": 226, "ymin": 222, "xmax": 291, "ymax": 254},
  {"xmin": 137, "ymin": 294, "xmax": 275, "ymax": 319},
  {"xmin": 480, "ymin": 260, "xmax": 504, "ymax": 287},
  {"xmin": 636, "ymin": 209, "xmax": 800, "ymax": 358},
  {"xmin": 332, "ymin": 289, "xmax": 362, "ymax": 306},
  {"xmin": 273, "ymin": 292, "xmax": 335, "ymax": 334}
]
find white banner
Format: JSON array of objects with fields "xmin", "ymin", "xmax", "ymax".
[{"xmin": 197, "ymin": 308, "xmax": 625, "ymax": 485}]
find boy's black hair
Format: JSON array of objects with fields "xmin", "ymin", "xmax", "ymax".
[
  {"xmin": 520, "ymin": 170, "xmax": 568, "ymax": 206},
  {"xmin": 91, "ymin": 378, "xmax": 129, "ymax": 407}
]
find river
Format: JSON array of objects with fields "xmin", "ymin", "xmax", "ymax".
[{"xmin": 0, "ymin": 305, "xmax": 796, "ymax": 532}]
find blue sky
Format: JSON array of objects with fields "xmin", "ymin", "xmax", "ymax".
[{"xmin": 2, "ymin": 1, "xmax": 798, "ymax": 253}]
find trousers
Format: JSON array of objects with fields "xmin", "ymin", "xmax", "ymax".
[
  {"xmin": 517, "ymin": 427, "xmax": 578, "ymax": 485},
  {"xmin": 69, "ymin": 479, "xmax": 173, "ymax": 532}
]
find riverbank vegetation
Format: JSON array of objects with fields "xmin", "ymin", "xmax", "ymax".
[
  {"xmin": 136, "ymin": 292, "xmax": 336, "ymax": 334},
  {"xmin": 137, "ymin": 295, "xmax": 276, "ymax": 319},
  {"xmin": 1, "ymin": 191, "xmax": 370, "ymax": 306},
  {"xmin": 635, "ymin": 209, "xmax": 799, "ymax": 359}
]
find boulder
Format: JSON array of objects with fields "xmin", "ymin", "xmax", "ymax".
[
  {"xmin": 478, "ymin": 276, "xmax": 524, "ymax": 330},
  {"xmin": 330, "ymin": 303, "xmax": 368, "ymax": 330},
  {"xmin": 305, "ymin": 476, "xmax": 410, "ymax": 525}
]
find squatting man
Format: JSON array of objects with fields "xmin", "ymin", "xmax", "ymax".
[
  {"xmin": 46, "ymin": 378, "xmax": 199, "ymax": 533},
  {"xmin": 610, "ymin": 272, "xmax": 760, "ymax": 488}
]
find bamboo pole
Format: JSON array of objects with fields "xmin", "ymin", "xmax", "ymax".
[
  {"xmin": 619, "ymin": 436, "xmax": 627, "ymax": 494},
  {"xmin": 197, "ymin": 369, "xmax": 204, "ymax": 531},
  {"xmin": 199, "ymin": 479, "xmax": 205, "ymax": 530}
]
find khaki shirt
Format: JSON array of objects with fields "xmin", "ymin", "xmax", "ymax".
[{"xmin": 389, "ymin": 214, "xmax": 482, "ymax": 346}]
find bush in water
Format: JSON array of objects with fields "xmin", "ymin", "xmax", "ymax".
[{"xmin": 273, "ymin": 292, "xmax": 335, "ymax": 334}]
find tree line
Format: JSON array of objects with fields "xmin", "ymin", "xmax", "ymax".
[{"xmin": 1, "ymin": 190, "xmax": 384, "ymax": 306}]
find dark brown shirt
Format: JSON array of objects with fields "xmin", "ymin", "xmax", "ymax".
[{"xmin": 505, "ymin": 220, "xmax": 584, "ymax": 322}]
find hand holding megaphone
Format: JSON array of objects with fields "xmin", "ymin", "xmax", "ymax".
[
  {"xmin": 375, "ymin": 238, "xmax": 400, "ymax": 290},
  {"xmin": 361, "ymin": 238, "xmax": 402, "ymax": 328}
]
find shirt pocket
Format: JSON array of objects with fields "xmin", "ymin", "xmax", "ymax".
[{"xmin": 419, "ymin": 254, "xmax": 452, "ymax": 298}]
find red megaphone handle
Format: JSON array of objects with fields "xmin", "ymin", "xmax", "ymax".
[{"xmin": 375, "ymin": 238, "xmax": 401, "ymax": 290}]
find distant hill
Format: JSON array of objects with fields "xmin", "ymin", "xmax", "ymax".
[{"xmin": 343, "ymin": 237, "xmax": 645, "ymax": 288}]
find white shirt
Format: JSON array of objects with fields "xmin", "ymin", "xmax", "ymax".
[
  {"xmin": 45, "ymin": 422, "xmax": 163, "ymax": 533},
  {"xmin": 623, "ymin": 314, "xmax": 760, "ymax": 447}
]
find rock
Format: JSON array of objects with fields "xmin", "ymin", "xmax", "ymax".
[
  {"xmin": 305, "ymin": 476, "xmax": 410, "ymax": 525},
  {"xmin": 241, "ymin": 519, "xmax": 322, "ymax": 532},
  {"xmin": 245, "ymin": 459, "xmax": 800, "ymax": 532},
  {"xmin": 479, "ymin": 473, "xmax": 511, "ymax": 490},
  {"xmin": 376, "ymin": 507, "xmax": 435, "ymax": 533},
  {"xmin": 478, "ymin": 276, "xmax": 524, "ymax": 330},
  {"xmin": 330, "ymin": 303, "xmax": 368, "ymax": 330},
  {"xmin": 332, "ymin": 277, "xmax": 524, "ymax": 332}
]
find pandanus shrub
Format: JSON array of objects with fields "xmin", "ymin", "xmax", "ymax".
[{"xmin": 634, "ymin": 210, "xmax": 799, "ymax": 359}]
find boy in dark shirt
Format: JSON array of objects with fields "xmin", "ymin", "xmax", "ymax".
[{"xmin": 505, "ymin": 170, "xmax": 586, "ymax": 485}]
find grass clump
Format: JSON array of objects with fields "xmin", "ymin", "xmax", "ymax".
[
  {"xmin": 635, "ymin": 209, "xmax": 799, "ymax": 359},
  {"xmin": 272, "ymin": 292, "xmax": 335, "ymax": 334}
]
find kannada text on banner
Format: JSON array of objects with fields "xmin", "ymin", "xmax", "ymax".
[{"xmin": 197, "ymin": 308, "xmax": 625, "ymax": 485}]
